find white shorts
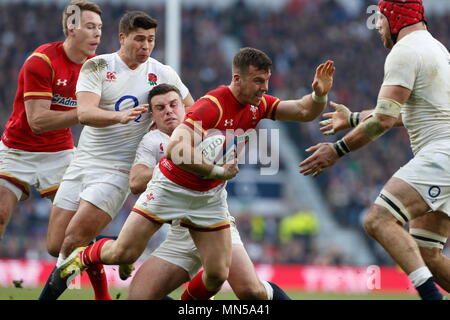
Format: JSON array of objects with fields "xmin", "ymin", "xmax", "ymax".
[
  {"xmin": 132, "ymin": 165, "xmax": 230, "ymax": 230},
  {"xmin": 53, "ymin": 163, "xmax": 130, "ymax": 218},
  {"xmin": 151, "ymin": 218, "xmax": 243, "ymax": 279},
  {"xmin": 393, "ymin": 143, "xmax": 450, "ymax": 216},
  {"xmin": 0, "ymin": 141, "xmax": 74, "ymax": 200}
]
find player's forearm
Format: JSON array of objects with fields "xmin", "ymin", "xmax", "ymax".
[
  {"xmin": 78, "ymin": 106, "xmax": 122, "ymax": 127},
  {"xmin": 130, "ymin": 174, "xmax": 151, "ymax": 194},
  {"xmin": 297, "ymin": 94, "xmax": 327, "ymax": 122},
  {"xmin": 337, "ymin": 114, "xmax": 395, "ymax": 156},
  {"xmin": 29, "ymin": 109, "xmax": 79, "ymax": 133}
]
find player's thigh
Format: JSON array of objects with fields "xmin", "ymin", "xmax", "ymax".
[
  {"xmin": 47, "ymin": 205, "xmax": 76, "ymax": 256},
  {"xmin": 370, "ymin": 177, "xmax": 431, "ymax": 225},
  {"xmin": 189, "ymin": 227, "xmax": 232, "ymax": 273},
  {"xmin": 113, "ymin": 212, "xmax": 162, "ymax": 260},
  {"xmin": 64, "ymin": 199, "xmax": 112, "ymax": 245},
  {"xmin": 228, "ymin": 244, "xmax": 261, "ymax": 290},
  {"xmin": 0, "ymin": 185, "xmax": 18, "ymax": 233},
  {"xmin": 128, "ymin": 256, "xmax": 189, "ymax": 300}
]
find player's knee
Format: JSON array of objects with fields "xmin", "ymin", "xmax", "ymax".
[
  {"xmin": 204, "ymin": 267, "xmax": 229, "ymax": 287},
  {"xmin": 363, "ymin": 211, "xmax": 383, "ymax": 237}
]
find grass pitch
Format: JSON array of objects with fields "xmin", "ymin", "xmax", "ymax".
[{"xmin": 0, "ymin": 286, "xmax": 418, "ymax": 300}]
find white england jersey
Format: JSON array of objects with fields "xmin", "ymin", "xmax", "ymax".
[
  {"xmin": 74, "ymin": 53, "xmax": 189, "ymax": 172},
  {"xmin": 382, "ymin": 30, "xmax": 450, "ymax": 155},
  {"xmin": 134, "ymin": 129, "xmax": 169, "ymax": 168}
]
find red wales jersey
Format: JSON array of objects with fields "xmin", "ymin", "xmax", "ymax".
[
  {"xmin": 2, "ymin": 42, "xmax": 88, "ymax": 152},
  {"xmin": 159, "ymin": 85, "xmax": 281, "ymax": 191}
]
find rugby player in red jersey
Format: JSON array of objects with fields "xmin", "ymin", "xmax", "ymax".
[{"xmin": 59, "ymin": 47, "xmax": 334, "ymax": 300}]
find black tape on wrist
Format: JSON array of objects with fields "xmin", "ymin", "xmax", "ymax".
[
  {"xmin": 333, "ymin": 139, "xmax": 350, "ymax": 157},
  {"xmin": 349, "ymin": 112, "xmax": 360, "ymax": 128}
]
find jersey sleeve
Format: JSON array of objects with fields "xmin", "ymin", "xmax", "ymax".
[
  {"xmin": 134, "ymin": 133, "xmax": 158, "ymax": 168},
  {"xmin": 382, "ymin": 44, "xmax": 420, "ymax": 90},
  {"xmin": 262, "ymin": 94, "xmax": 281, "ymax": 120},
  {"xmin": 165, "ymin": 65, "xmax": 190, "ymax": 100},
  {"xmin": 183, "ymin": 99, "xmax": 221, "ymax": 133},
  {"xmin": 76, "ymin": 58, "xmax": 103, "ymax": 95},
  {"xmin": 23, "ymin": 54, "xmax": 54, "ymax": 101}
]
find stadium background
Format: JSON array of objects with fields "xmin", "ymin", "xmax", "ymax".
[{"xmin": 0, "ymin": 0, "xmax": 449, "ymax": 299}]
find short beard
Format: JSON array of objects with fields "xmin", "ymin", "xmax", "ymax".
[{"xmin": 383, "ymin": 36, "xmax": 394, "ymax": 49}]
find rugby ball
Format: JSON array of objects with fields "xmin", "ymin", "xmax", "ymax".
[{"xmin": 200, "ymin": 131, "xmax": 236, "ymax": 165}]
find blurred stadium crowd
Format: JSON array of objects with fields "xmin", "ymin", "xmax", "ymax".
[{"xmin": 0, "ymin": 0, "xmax": 449, "ymax": 264}]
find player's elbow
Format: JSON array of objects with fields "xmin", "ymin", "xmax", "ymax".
[
  {"xmin": 376, "ymin": 114, "xmax": 397, "ymax": 131},
  {"xmin": 28, "ymin": 119, "xmax": 45, "ymax": 134}
]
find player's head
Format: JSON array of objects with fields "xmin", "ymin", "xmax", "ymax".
[
  {"xmin": 231, "ymin": 47, "xmax": 272, "ymax": 106},
  {"xmin": 148, "ymin": 84, "xmax": 185, "ymax": 136},
  {"xmin": 118, "ymin": 11, "xmax": 158, "ymax": 67},
  {"xmin": 377, "ymin": 0, "xmax": 427, "ymax": 48},
  {"xmin": 62, "ymin": 1, "xmax": 102, "ymax": 57}
]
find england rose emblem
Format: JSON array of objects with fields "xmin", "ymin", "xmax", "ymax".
[{"xmin": 148, "ymin": 73, "xmax": 158, "ymax": 85}]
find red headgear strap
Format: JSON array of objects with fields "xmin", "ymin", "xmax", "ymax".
[{"xmin": 378, "ymin": 0, "xmax": 427, "ymax": 42}]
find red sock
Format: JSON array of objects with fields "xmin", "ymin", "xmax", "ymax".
[
  {"xmin": 86, "ymin": 264, "xmax": 112, "ymax": 300},
  {"xmin": 81, "ymin": 238, "xmax": 111, "ymax": 266},
  {"xmin": 181, "ymin": 270, "xmax": 219, "ymax": 300}
]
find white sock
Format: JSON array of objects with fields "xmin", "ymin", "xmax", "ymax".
[
  {"xmin": 56, "ymin": 253, "xmax": 66, "ymax": 268},
  {"xmin": 408, "ymin": 266, "xmax": 433, "ymax": 287},
  {"xmin": 261, "ymin": 280, "xmax": 273, "ymax": 300}
]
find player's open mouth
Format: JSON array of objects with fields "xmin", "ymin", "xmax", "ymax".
[{"xmin": 165, "ymin": 117, "xmax": 177, "ymax": 123}]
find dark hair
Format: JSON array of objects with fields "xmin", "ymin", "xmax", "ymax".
[
  {"xmin": 62, "ymin": 0, "xmax": 102, "ymax": 37},
  {"xmin": 148, "ymin": 84, "xmax": 182, "ymax": 110},
  {"xmin": 232, "ymin": 47, "xmax": 272, "ymax": 76},
  {"xmin": 119, "ymin": 11, "xmax": 158, "ymax": 35}
]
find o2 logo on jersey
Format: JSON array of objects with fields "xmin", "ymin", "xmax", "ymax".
[{"xmin": 115, "ymin": 95, "xmax": 142, "ymax": 123}]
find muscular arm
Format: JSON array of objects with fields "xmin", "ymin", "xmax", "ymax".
[
  {"xmin": 129, "ymin": 164, "xmax": 154, "ymax": 194},
  {"xmin": 25, "ymin": 99, "xmax": 79, "ymax": 134},
  {"xmin": 77, "ymin": 91, "xmax": 148, "ymax": 127},
  {"xmin": 360, "ymin": 109, "xmax": 403, "ymax": 127},
  {"xmin": 343, "ymin": 85, "xmax": 411, "ymax": 151},
  {"xmin": 166, "ymin": 124, "xmax": 216, "ymax": 177},
  {"xmin": 275, "ymin": 95, "xmax": 327, "ymax": 122}
]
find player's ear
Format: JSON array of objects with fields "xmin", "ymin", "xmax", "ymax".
[
  {"xmin": 232, "ymin": 73, "xmax": 241, "ymax": 85},
  {"xmin": 118, "ymin": 33, "xmax": 126, "ymax": 46}
]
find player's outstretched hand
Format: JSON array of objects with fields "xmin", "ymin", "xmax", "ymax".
[
  {"xmin": 221, "ymin": 163, "xmax": 239, "ymax": 181},
  {"xmin": 299, "ymin": 143, "xmax": 339, "ymax": 177},
  {"xmin": 118, "ymin": 104, "xmax": 149, "ymax": 124},
  {"xmin": 319, "ymin": 101, "xmax": 351, "ymax": 136},
  {"xmin": 312, "ymin": 60, "xmax": 335, "ymax": 97}
]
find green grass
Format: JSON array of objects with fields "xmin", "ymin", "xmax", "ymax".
[{"xmin": 0, "ymin": 286, "xmax": 418, "ymax": 300}]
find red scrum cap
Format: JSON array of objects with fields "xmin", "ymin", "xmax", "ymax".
[{"xmin": 378, "ymin": 0, "xmax": 427, "ymax": 42}]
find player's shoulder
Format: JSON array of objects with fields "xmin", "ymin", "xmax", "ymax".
[
  {"xmin": 33, "ymin": 41, "xmax": 63, "ymax": 56},
  {"xmin": 80, "ymin": 53, "xmax": 113, "ymax": 73},
  {"xmin": 140, "ymin": 129, "xmax": 168, "ymax": 146},
  {"xmin": 26, "ymin": 42, "xmax": 64, "ymax": 65},
  {"xmin": 146, "ymin": 56, "xmax": 169, "ymax": 68},
  {"xmin": 201, "ymin": 85, "xmax": 229, "ymax": 100}
]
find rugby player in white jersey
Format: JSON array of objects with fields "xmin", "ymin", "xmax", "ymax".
[
  {"xmin": 300, "ymin": 0, "xmax": 449, "ymax": 299},
  {"xmin": 126, "ymin": 83, "xmax": 289, "ymax": 300},
  {"xmin": 40, "ymin": 11, "xmax": 194, "ymax": 300}
]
